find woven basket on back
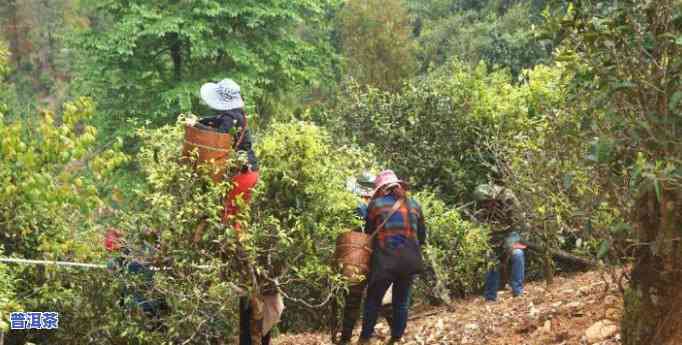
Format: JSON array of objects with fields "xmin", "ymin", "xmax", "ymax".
[
  {"xmin": 335, "ymin": 231, "xmax": 373, "ymax": 284},
  {"xmin": 182, "ymin": 124, "xmax": 233, "ymax": 182}
]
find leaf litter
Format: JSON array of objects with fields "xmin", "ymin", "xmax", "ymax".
[{"xmin": 274, "ymin": 270, "xmax": 624, "ymax": 345}]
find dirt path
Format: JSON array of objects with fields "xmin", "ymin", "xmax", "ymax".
[{"xmin": 274, "ymin": 270, "xmax": 625, "ymax": 345}]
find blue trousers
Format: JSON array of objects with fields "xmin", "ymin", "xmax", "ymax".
[
  {"xmin": 484, "ymin": 248, "xmax": 525, "ymax": 301},
  {"xmin": 360, "ymin": 277, "xmax": 412, "ymax": 340}
]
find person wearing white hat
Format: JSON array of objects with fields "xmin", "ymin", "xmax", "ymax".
[
  {"xmin": 197, "ymin": 79, "xmax": 269, "ymax": 345},
  {"xmin": 198, "ymin": 79, "xmax": 257, "ymax": 173},
  {"xmin": 200, "ymin": 78, "xmax": 245, "ymax": 111},
  {"xmin": 197, "ymin": 78, "xmax": 259, "ymax": 227}
]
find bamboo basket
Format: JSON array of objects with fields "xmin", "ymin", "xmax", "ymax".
[{"xmin": 335, "ymin": 231, "xmax": 373, "ymax": 284}]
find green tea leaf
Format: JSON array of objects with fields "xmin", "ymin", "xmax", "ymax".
[{"xmin": 597, "ymin": 240, "xmax": 610, "ymax": 259}]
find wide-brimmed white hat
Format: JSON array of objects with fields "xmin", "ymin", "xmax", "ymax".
[{"xmin": 200, "ymin": 78, "xmax": 245, "ymax": 111}]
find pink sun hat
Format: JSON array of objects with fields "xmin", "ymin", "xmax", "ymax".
[{"xmin": 372, "ymin": 170, "xmax": 407, "ymax": 196}]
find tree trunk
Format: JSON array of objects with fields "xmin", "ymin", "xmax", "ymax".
[
  {"xmin": 5, "ymin": 0, "xmax": 22, "ymax": 68},
  {"xmin": 622, "ymin": 189, "xmax": 682, "ymax": 345},
  {"xmin": 543, "ymin": 250, "xmax": 554, "ymax": 285},
  {"xmin": 169, "ymin": 33, "xmax": 183, "ymax": 81},
  {"xmin": 542, "ymin": 222, "xmax": 554, "ymax": 285},
  {"xmin": 523, "ymin": 240, "xmax": 598, "ymax": 268}
]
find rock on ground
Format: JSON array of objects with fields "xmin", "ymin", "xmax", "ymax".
[{"xmin": 585, "ymin": 320, "xmax": 618, "ymax": 344}]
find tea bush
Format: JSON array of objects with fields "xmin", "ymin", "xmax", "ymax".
[
  {"xmin": 0, "ymin": 94, "xmax": 127, "ymax": 344},
  {"xmin": 412, "ymin": 190, "xmax": 491, "ymax": 302},
  {"xmin": 318, "ymin": 61, "xmax": 529, "ymax": 203},
  {"xmin": 95, "ymin": 119, "xmax": 373, "ymax": 342}
]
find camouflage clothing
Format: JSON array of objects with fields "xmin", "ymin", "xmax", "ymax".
[
  {"xmin": 476, "ymin": 183, "xmax": 526, "ymax": 299},
  {"xmin": 474, "ymin": 183, "xmax": 523, "ymax": 258}
]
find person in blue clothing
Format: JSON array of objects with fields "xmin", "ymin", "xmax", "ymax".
[
  {"xmin": 344, "ymin": 172, "xmax": 375, "ymax": 221},
  {"xmin": 104, "ymin": 229, "xmax": 168, "ymax": 325},
  {"xmin": 474, "ymin": 184, "xmax": 527, "ymax": 301},
  {"xmin": 358, "ymin": 170, "xmax": 426, "ymax": 345}
]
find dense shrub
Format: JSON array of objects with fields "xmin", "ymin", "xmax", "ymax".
[
  {"xmin": 319, "ymin": 61, "xmax": 529, "ymax": 203},
  {"xmin": 0, "ymin": 95, "xmax": 127, "ymax": 344},
  {"xmin": 250, "ymin": 121, "xmax": 370, "ymax": 331},
  {"xmin": 86, "ymin": 119, "xmax": 372, "ymax": 342},
  {"xmin": 498, "ymin": 64, "xmax": 624, "ymax": 274},
  {"xmin": 0, "ymin": 255, "xmax": 18, "ymax": 333},
  {"xmin": 412, "ymin": 191, "xmax": 491, "ymax": 302}
]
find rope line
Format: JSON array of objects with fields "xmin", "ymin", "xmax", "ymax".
[
  {"xmin": 0, "ymin": 257, "xmax": 212, "ymax": 271},
  {"xmin": 0, "ymin": 257, "xmax": 106, "ymax": 269}
]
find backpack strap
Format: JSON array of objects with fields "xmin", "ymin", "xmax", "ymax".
[
  {"xmin": 234, "ymin": 111, "xmax": 248, "ymax": 150},
  {"xmin": 368, "ymin": 198, "xmax": 405, "ymax": 240}
]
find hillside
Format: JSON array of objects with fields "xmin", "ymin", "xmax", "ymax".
[{"xmin": 275, "ymin": 270, "xmax": 624, "ymax": 345}]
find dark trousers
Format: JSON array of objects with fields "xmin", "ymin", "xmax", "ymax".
[
  {"xmin": 360, "ymin": 277, "xmax": 412, "ymax": 340},
  {"xmin": 340, "ymin": 283, "xmax": 393, "ymax": 343},
  {"xmin": 239, "ymin": 297, "xmax": 271, "ymax": 345}
]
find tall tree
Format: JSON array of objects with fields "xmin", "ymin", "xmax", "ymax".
[
  {"xmin": 336, "ymin": 0, "xmax": 417, "ymax": 92},
  {"xmin": 562, "ymin": 1, "xmax": 682, "ymax": 344},
  {"xmin": 416, "ymin": 0, "xmax": 552, "ymax": 77},
  {"xmin": 74, "ymin": 0, "xmax": 337, "ymax": 127},
  {"xmin": 0, "ymin": 0, "xmax": 80, "ymax": 109}
]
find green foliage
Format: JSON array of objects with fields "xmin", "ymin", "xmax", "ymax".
[
  {"xmin": 0, "ymin": 94, "xmax": 127, "ymax": 343},
  {"xmin": 320, "ymin": 61, "xmax": 528, "ymax": 203},
  {"xmin": 0, "ymin": 253, "xmax": 19, "ymax": 333},
  {"xmin": 415, "ymin": 1, "xmax": 552, "ymax": 77},
  {"xmin": 0, "ymin": 97, "xmax": 127, "ymax": 259},
  {"xmin": 558, "ymin": 2, "xmax": 682, "ymax": 342},
  {"xmin": 412, "ymin": 191, "xmax": 490, "ymax": 300},
  {"xmin": 74, "ymin": 0, "xmax": 339, "ymax": 129},
  {"xmin": 0, "ymin": 41, "xmax": 17, "ymax": 116},
  {"xmin": 7, "ymin": 0, "xmax": 674, "ymax": 341},
  {"xmin": 0, "ymin": 45, "xmax": 128, "ymax": 342},
  {"xmin": 0, "ymin": 40, "xmax": 18, "ymax": 336},
  {"xmin": 251, "ymin": 121, "xmax": 368, "ymax": 330},
  {"xmin": 0, "ymin": 40, "xmax": 7, "ymax": 75},
  {"xmin": 336, "ymin": 0, "xmax": 417, "ymax": 92},
  {"xmin": 559, "ymin": 0, "xmax": 682, "ymax": 205},
  {"xmin": 95, "ymin": 119, "xmax": 371, "ymax": 341},
  {"xmin": 103, "ymin": 119, "xmax": 244, "ymax": 343},
  {"xmin": 497, "ymin": 63, "xmax": 625, "ymax": 264}
]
